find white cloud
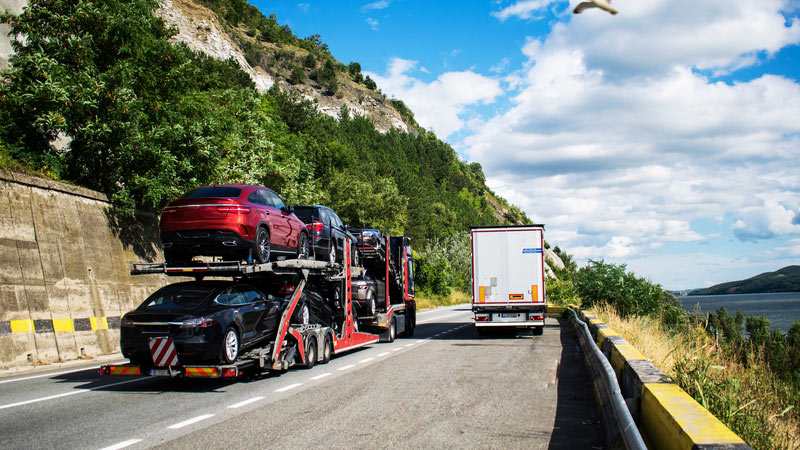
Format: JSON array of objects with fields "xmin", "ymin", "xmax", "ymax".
[
  {"xmin": 365, "ymin": 58, "xmax": 503, "ymax": 136},
  {"xmin": 492, "ymin": 0, "xmax": 560, "ymax": 21},
  {"xmin": 460, "ymin": 1, "xmax": 800, "ymax": 287},
  {"xmin": 366, "ymin": 17, "xmax": 379, "ymax": 30},
  {"xmin": 362, "ymin": 1, "xmax": 390, "ymax": 11}
]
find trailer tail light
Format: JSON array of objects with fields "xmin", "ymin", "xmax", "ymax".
[
  {"xmin": 216, "ymin": 205, "xmax": 250, "ymax": 214},
  {"xmin": 529, "ymin": 314, "xmax": 544, "ymax": 321},
  {"xmin": 475, "ymin": 314, "xmax": 489, "ymax": 322},
  {"xmin": 222, "ymin": 368, "xmax": 238, "ymax": 378}
]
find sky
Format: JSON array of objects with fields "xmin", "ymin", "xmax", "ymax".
[{"xmin": 250, "ymin": 0, "xmax": 800, "ymax": 290}]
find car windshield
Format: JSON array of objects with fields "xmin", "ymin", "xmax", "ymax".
[
  {"xmin": 293, "ymin": 206, "xmax": 317, "ymax": 222},
  {"xmin": 139, "ymin": 285, "xmax": 216, "ymax": 311},
  {"xmin": 181, "ymin": 186, "xmax": 242, "ymax": 199}
]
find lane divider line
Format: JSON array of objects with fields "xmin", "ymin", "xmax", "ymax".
[
  {"xmin": 376, "ymin": 352, "xmax": 389, "ymax": 357},
  {"xmin": 310, "ymin": 372, "xmax": 332, "ymax": 380},
  {"xmin": 0, "ymin": 377, "xmax": 146, "ymax": 411},
  {"xmin": 359, "ymin": 357, "xmax": 374, "ymax": 363},
  {"xmin": 0, "ymin": 361, "xmax": 128, "ymax": 385},
  {"xmin": 336, "ymin": 364, "xmax": 355, "ymax": 371},
  {"xmin": 98, "ymin": 438, "xmax": 142, "ymax": 450},
  {"xmin": 416, "ymin": 311, "xmax": 466, "ymax": 324},
  {"xmin": 274, "ymin": 383, "xmax": 302, "ymax": 393},
  {"xmin": 167, "ymin": 414, "xmax": 214, "ymax": 430},
  {"xmin": 227, "ymin": 396, "xmax": 265, "ymax": 409}
]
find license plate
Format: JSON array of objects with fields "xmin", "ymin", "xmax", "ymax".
[
  {"xmin": 150, "ymin": 368, "xmax": 171, "ymax": 376},
  {"xmin": 500, "ymin": 313, "xmax": 520, "ymax": 318}
]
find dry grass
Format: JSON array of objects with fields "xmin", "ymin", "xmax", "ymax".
[
  {"xmin": 415, "ymin": 290, "xmax": 470, "ymax": 311},
  {"xmin": 592, "ymin": 304, "xmax": 800, "ymax": 450}
]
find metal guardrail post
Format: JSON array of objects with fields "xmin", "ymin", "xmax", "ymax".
[{"xmin": 568, "ymin": 308, "xmax": 647, "ymax": 450}]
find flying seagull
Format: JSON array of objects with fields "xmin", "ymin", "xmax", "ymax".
[{"xmin": 573, "ymin": 0, "xmax": 618, "ymax": 15}]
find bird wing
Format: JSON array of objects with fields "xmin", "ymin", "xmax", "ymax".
[
  {"xmin": 573, "ymin": 1, "xmax": 597, "ymax": 13},
  {"xmin": 594, "ymin": 0, "xmax": 618, "ymax": 14}
]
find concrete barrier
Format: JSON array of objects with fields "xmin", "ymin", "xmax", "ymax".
[
  {"xmin": 577, "ymin": 309, "xmax": 752, "ymax": 450},
  {"xmin": 0, "ymin": 170, "xmax": 174, "ymax": 369}
]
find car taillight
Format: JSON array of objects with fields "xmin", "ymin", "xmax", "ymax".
[
  {"xmin": 216, "ymin": 205, "xmax": 250, "ymax": 214},
  {"xmin": 180, "ymin": 317, "xmax": 217, "ymax": 328},
  {"xmin": 530, "ymin": 314, "xmax": 544, "ymax": 321},
  {"xmin": 278, "ymin": 284, "xmax": 296, "ymax": 295},
  {"xmin": 305, "ymin": 221, "xmax": 324, "ymax": 234}
]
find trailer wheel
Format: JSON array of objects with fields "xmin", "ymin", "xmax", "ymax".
[
  {"xmin": 303, "ymin": 336, "xmax": 317, "ymax": 369},
  {"xmin": 533, "ymin": 326, "xmax": 544, "ymax": 336},
  {"xmin": 254, "ymin": 227, "xmax": 271, "ymax": 263},
  {"xmin": 321, "ymin": 335, "xmax": 333, "ymax": 364},
  {"xmin": 222, "ymin": 327, "xmax": 239, "ymax": 364}
]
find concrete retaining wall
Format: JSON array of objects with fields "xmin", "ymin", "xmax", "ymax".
[{"xmin": 0, "ymin": 170, "xmax": 172, "ymax": 369}]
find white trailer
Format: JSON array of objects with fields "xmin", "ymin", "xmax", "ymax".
[{"xmin": 471, "ymin": 225, "xmax": 547, "ymax": 336}]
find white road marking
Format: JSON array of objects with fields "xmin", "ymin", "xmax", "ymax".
[
  {"xmin": 377, "ymin": 352, "xmax": 390, "ymax": 357},
  {"xmin": 416, "ymin": 311, "xmax": 466, "ymax": 324},
  {"xmin": 337, "ymin": 364, "xmax": 356, "ymax": 371},
  {"xmin": 403, "ymin": 343, "xmax": 414, "ymax": 347},
  {"xmin": 359, "ymin": 357, "xmax": 374, "ymax": 363},
  {"xmin": 274, "ymin": 383, "xmax": 302, "ymax": 393},
  {"xmin": 391, "ymin": 348, "xmax": 402, "ymax": 352},
  {"xmin": 310, "ymin": 372, "xmax": 332, "ymax": 380},
  {"xmin": 167, "ymin": 414, "xmax": 214, "ymax": 429},
  {"xmin": 0, "ymin": 361, "xmax": 128, "ymax": 385},
  {"xmin": 98, "ymin": 439, "xmax": 142, "ymax": 450},
  {"xmin": 227, "ymin": 396, "xmax": 264, "ymax": 409},
  {"xmin": 0, "ymin": 377, "xmax": 146, "ymax": 411}
]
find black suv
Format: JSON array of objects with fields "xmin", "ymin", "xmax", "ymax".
[{"xmin": 293, "ymin": 205, "xmax": 358, "ymax": 265}]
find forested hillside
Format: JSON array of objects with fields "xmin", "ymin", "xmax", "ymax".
[
  {"xmin": 689, "ymin": 265, "xmax": 800, "ymax": 295},
  {"xmin": 0, "ymin": 0, "xmax": 529, "ymax": 251}
]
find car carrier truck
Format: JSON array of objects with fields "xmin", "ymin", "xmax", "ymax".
[
  {"xmin": 100, "ymin": 242, "xmax": 380, "ymax": 379},
  {"xmin": 471, "ymin": 225, "xmax": 547, "ymax": 336},
  {"xmin": 351, "ymin": 233, "xmax": 416, "ymax": 342}
]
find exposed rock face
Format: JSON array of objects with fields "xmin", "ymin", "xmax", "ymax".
[
  {"xmin": 157, "ymin": 0, "xmax": 274, "ymax": 92},
  {"xmin": 0, "ymin": 0, "xmax": 28, "ymax": 70},
  {"xmin": 544, "ymin": 248, "xmax": 565, "ymax": 279},
  {"xmin": 157, "ymin": 0, "xmax": 414, "ymax": 134}
]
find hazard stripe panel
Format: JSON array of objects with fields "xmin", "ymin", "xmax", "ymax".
[
  {"xmin": 185, "ymin": 367, "xmax": 219, "ymax": 377},
  {"xmin": 109, "ymin": 366, "xmax": 141, "ymax": 376},
  {"xmin": 148, "ymin": 337, "xmax": 179, "ymax": 367}
]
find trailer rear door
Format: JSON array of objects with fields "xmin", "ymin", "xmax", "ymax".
[{"xmin": 472, "ymin": 227, "xmax": 545, "ymax": 306}]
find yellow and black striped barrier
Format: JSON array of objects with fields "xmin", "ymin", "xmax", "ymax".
[{"xmin": 1, "ymin": 316, "xmax": 120, "ymax": 335}]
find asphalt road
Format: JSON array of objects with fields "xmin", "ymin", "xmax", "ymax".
[{"xmin": 0, "ymin": 305, "xmax": 601, "ymax": 449}]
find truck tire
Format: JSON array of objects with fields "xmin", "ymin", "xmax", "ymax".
[
  {"xmin": 303, "ymin": 336, "xmax": 317, "ymax": 369},
  {"xmin": 533, "ymin": 326, "xmax": 544, "ymax": 336},
  {"xmin": 321, "ymin": 335, "xmax": 333, "ymax": 364},
  {"xmin": 221, "ymin": 327, "xmax": 239, "ymax": 364},
  {"xmin": 380, "ymin": 317, "xmax": 396, "ymax": 343},
  {"xmin": 476, "ymin": 326, "xmax": 489, "ymax": 337},
  {"xmin": 404, "ymin": 310, "xmax": 415, "ymax": 337}
]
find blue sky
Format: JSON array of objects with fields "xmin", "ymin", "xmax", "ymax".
[{"xmin": 251, "ymin": 0, "xmax": 800, "ymax": 290}]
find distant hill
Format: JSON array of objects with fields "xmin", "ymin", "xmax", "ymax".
[{"xmin": 688, "ymin": 265, "xmax": 800, "ymax": 295}]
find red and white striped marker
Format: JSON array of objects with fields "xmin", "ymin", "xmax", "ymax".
[{"xmin": 149, "ymin": 337, "xmax": 179, "ymax": 367}]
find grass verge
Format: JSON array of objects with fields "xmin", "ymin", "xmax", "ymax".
[
  {"xmin": 415, "ymin": 290, "xmax": 470, "ymax": 311},
  {"xmin": 592, "ymin": 304, "xmax": 799, "ymax": 450}
]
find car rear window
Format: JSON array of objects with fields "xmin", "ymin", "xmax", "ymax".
[
  {"xmin": 139, "ymin": 285, "xmax": 217, "ymax": 311},
  {"xmin": 293, "ymin": 206, "xmax": 318, "ymax": 223},
  {"xmin": 181, "ymin": 186, "xmax": 242, "ymax": 199}
]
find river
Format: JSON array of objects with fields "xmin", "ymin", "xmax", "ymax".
[{"xmin": 679, "ymin": 292, "xmax": 800, "ymax": 332}]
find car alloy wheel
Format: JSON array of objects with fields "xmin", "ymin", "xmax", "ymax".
[
  {"xmin": 254, "ymin": 227, "xmax": 270, "ymax": 263},
  {"xmin": 222, "ymin": 327, "xmax": 239, "ymax": 363},
  {"xmin": 297, "ymin": 232, "xmax": 311, "ymax": 259}
]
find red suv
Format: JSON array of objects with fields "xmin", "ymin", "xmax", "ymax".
[{"xmin": 159, "ymin": 185, "xmax": 310, "ymax": 264}]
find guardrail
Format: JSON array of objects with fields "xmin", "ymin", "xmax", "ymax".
[
  {"xmin": 564, "ymin": 306, "xmax": 753, "ymax": 450},
  {"xmin": 568, "ymin": 308, "xmax": 647, "ymax": 450}
]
